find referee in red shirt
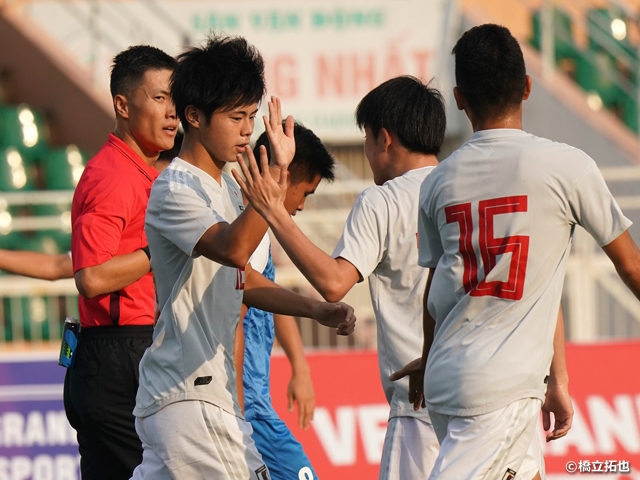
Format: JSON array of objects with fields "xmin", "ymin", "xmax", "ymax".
[{"xmin": 64, "ymin": 46, "xmax": 178, "ymax": 480}]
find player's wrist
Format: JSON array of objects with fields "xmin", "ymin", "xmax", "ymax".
[
  {"xmin": 547, "ymin": 376, "xmax": 569, "ymax": 389},
  {"xmin": 264, "ymin": 204, "xmax": 291, "ymax": 229},
  {"xmin": 290, "ymin": 359, "xmax": 311, "ymax": 375}
]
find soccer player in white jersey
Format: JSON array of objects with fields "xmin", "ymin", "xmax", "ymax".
[
  {"xmin": 235, "ymin": 76, "xmax": 444, "ymax": 479},
  {"xmin": 130, "ymin": 35, "xmax": 356, "ymax": 480},
  {"xmin": 402, "ymin": 24, "xmax": 640, "ymax": 479}
]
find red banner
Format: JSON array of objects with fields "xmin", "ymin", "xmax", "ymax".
[{"xmin": 270, "ymin": 343, "xmax": 640, "ymax": 479}]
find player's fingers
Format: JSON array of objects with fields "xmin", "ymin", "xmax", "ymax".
[
  {"xmin": 262, "ymin": 114, "xmax": 273, "ymax": 136},
  {"xmin": 287, "ymin": 390, "xmax": 294, "ymax": 412},
  {"xmin": 278, "ymin": 165, "xmax": 289, "ymax": 190},
  {"xmin": 341, "ymin": 317, "xmax": 356, "ymax": 335},
  {"xmin": 244, "ymin": 146, "xmax": 262, "ymax": 180},
  {"xmin": 268, "ymin": 97, "xmax": 279, "ymax": 131},
  {"xmin": 301, "ymin": 401, "xmax": 312, "ymax": 430},
  {"xmin": 231, "ymin": 168, "xmax": 248, "ymax": 193},
  {"xmin": 336, "ymin": 322, "xmax": 350, "ymax": 336},
  {"xmin": 389, "ymin": 367, "xmax": 409, "ymax": 382},
  {"xmin": 342, "ymin": 303, "xmax": 355, "ymax": 318},
  {"xmin": 258, "ymin": 146, "xmax": 270, "ymax": 179},
  {"xmin": 273, "ymin": 96, "xmax": 282, "ymax": 127},
  {"xmin": 284, "ymin": 115, "xmax": 295, "ymax": 138},
  {"xmin": 413, "ymin": 392, "xmax": 424, "ymax": 411},
  {"xmin": 546, "ymin": 416, "xmax": 572, "ymax": 441},
  {"xmin": 542, "ymin": 409, "xmax": 551, "ymax": 432},
  {"xmin": 234, "ymin": 154, "xmax": 253, "ymax": 188},
  {"xmin": 389, "ymin": 357, "xmax": 421, "ymax": 381}
]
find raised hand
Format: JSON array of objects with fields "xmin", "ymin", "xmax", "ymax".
[
  {"xmin": 389, "ymin": 358, "xmax": 425, "ymax": 411},
  {"xmin": 232, "ymin": 144, "xmax": 288, "ymax": 220},
  {"xmin": 312, "ymin": 302, "xmax": 356, "ymax": 336},
  {"xmin": 263, "ymin": 96, "xmax": 295, "ymax": 169}
]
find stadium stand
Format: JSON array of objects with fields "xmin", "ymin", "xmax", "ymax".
[{"xmin": 0, "ymin": 93, "xmax": 83, "ymax": 342}]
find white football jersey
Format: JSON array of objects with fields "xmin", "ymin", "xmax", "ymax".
[
  {"xmin": 333, "ymin": 166, "xmax": 435, "ymax": 421},
  {"xmin": 134, "ymin": 158, "xmax": 246, "ymax": 418},
  {"xmin": 418, "ymin": 129, "xmax": 631, "ymax": 416}
]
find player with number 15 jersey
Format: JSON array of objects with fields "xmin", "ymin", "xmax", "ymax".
[{"xmin": 418, "ymin": 129, "xmax": 631, "ymax": 417}]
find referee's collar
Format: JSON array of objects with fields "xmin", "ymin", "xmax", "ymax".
[{"xmin": 107, "ymin": 133, "xmax": 158, "ymax": 182}]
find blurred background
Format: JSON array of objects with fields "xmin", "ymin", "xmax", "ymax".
[{"xmin": 0, "ymin": 0, "xmax": 639, "ymax": 478}]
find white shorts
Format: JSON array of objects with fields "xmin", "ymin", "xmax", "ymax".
[
  {"xmin": 428, "ymin": 398, "xmax": 543, "ymax": 480},
  {"xmin": 379, "ymin": 416, "xmax": 439, "ymax": 480},
  {"xmin": 131, "ymin": 400, "xmax": 271, "ymax": 480}
]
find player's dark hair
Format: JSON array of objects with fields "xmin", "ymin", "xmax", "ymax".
[
  {"xmin": 253, "ymin": 123, "xmax": 335, "ymax": 184},
  {"xmin": 171, "ymin": 34, "xmax": 265, "ymax": 131},
  {"xmin": 355, "ymin": 76, "xmax": 446, "ymax": 156},
  {"xmin": 110, "ymin": 45, "xmax": 176, "ymax": 98},
  {"xmin": 452, "ymin": 24, "xmax": 527, "ymax": 121}
]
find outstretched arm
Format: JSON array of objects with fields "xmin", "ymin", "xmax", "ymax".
[
  {"xmin": 275, "ymin": 314, "xmax": 315, "ymax": 430},
  {"xmin": 542, "ymin": 307, "xmax": 573, "ymax": 442},
  {"xmin": 196, "ymin": 146, "xmax": 287, "ymax": 269},
  {"xmin": 0, "ymin": 250, "xmax": 73, "ymax": 280},
  {"xmin": 242, "ymin": 264, "xmax": 356, "ymax": 335}
]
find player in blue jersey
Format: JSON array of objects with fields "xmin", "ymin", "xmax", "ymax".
[{"xmin": 238, "ymin": 123, "xmax": 335, "ymax": 480}]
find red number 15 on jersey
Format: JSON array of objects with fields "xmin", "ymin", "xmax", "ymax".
[{"xmin": 445, "ymin": 195, "xmax": 529, "ymax": 300}]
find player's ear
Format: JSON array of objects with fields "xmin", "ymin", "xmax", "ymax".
[
  {"xmin": 523, "ymin": 75, "xmax": 532, "ymax": 101},
  {"xmin": 380, "ymin": 127, "xmax": 393, "ymax": 151},
  {"xmin": 114, "ymin": 94, "xmax": 129, "ymax": 119},
  {"xmin": 453, "ymin": 86, "xmax": 466, "ymax": 111},
  {"xmin": 184, "ymin": 105, "xmax": 201, "ymax": 130}
]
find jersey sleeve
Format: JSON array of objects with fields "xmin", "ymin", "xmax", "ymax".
[
  {"xmin": 418, "ymin": 177, "xmax": 444, "ymax": 268},
  {"xmin": 568, "ymin": 160, "xmax": 632, "ymax": 246},
  {"xmin": 151, "ymin": 180, "xmax": 227, "ymax": 257},
  {"xmin": 248, "ymin": 234, "xmax": 270, "ymax": 275},
  {"xmin": 331, "ymin": 188, "xmax": 388, "ymax": 280},
  {"xmin": 71, "ymin": 176, "xmax": 135, "ymax": 271}
]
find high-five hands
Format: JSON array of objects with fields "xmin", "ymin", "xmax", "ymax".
[
  {"xmin": 232, "ymin": 143, "xmax": 288, "ymax": 219},
  {"xmin": 263, "ymin": 96, "xmax": 295, "ymax": 170}
]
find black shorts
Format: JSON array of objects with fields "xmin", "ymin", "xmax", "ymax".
[{"xmin": 63, "ymin": 325, "xmax": 153, "ymax": 480}]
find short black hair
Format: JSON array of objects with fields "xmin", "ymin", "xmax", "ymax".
[
  {"xmin": 171, "ymin": 34, "xmax": 265, "ymax": 131},
  {"xmin": 355, "ymin": 76, "xmax": 446, "ymax": 156},
  {"xmin": 253, "ymin": 123, "xmax": 335, "ymax": 184},
  {"xmin": 110, "ymin": 45, "xmax": 176, "ymax": 98},
  {"xmin": 452, "ymin": 24, "xmax": 527, "ymax": 120}
]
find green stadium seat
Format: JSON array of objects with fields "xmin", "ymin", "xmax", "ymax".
[
  {"xmin": 619, "ymin": 91, "xmax": 638, "ymax": 133},
  {"xmin": 0, "ymin": 104, "xmax": 48, "ymax": 157},
  {"xmin": 530, "ymin": 8, "xmax": 578, "ymax": 61},
  {"xmin": 586, "ymin": 8, "xmax": 637, "ymax": 85},
  {"xmin": 0, "ymin": 231, "xmax": 23, "ymax": 250},
  {"xmin": 40, "ymin": 144, "xmax": 86, "ymax": 190},
  {"xmin": 574, "ymin": 49, "xmax": 623, "ymax": 108},
  {"xmin": 0, "ymin": 145, "xmax": 36, "ymax": 192},
  {"xmin": 20, "ymin": 229, "xmax": 70, "ymax": 255}
]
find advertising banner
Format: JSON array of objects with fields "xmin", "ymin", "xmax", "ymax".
[
  {"xmin": 0, "ymin": 343, "xmax": 639, "ymax": 479},
  {"xmin": 0, "ymin": 352, "xmax": 78, "ymax": 480},
  {"xmin": 24, "ymin": 0, "xmax": 454, "ymax": 143},
  {"xmin": 270, "ymin": 344, "xmax": 640, "ymax": 479}
]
